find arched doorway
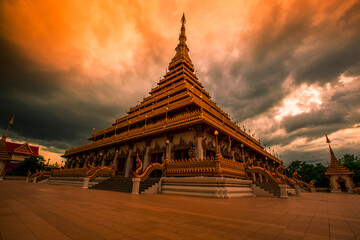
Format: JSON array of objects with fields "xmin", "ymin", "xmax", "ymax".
[
  {"xmin": 337, "ymin": 178, "xmax": 347, "ymax": 192},
  {"xmin": 150, "ymin": 152, "xmax": 163, "ymax": 177}
]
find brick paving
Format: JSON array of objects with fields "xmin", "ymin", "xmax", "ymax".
[{"xmin": 0, "ymin": 181, "xmax": 359, "ymax": 240}]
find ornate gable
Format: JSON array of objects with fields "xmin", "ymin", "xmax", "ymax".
[{"xmin": 14, "ymin": 143, "xmax": 33, "ymax": 155}]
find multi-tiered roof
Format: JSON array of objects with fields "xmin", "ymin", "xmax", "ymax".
[
  {"xmin": 0, "ymin": 117, "xmax": 13, "ymax": 176},
  {"xmin": 63, "ymin": 15, "xmax": 281, "ymax": 164},
  {"xmin": 325, "ymin": 144, "xmax": 354, "ymax": 176}
]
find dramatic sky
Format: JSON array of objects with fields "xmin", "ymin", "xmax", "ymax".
[{"xmin": 1, "ymin": 0, "xmax": 359, "ymax": 165}]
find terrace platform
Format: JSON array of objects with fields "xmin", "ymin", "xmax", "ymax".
[{"xmin": 0, "ymin": 181, "xmax": 359, "ymax": 240}]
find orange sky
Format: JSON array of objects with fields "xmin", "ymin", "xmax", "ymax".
[{"xmin": 1, "ymin": 0, "xmax": 359, "ymax": 164}]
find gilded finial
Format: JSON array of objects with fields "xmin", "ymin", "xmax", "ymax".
[
  {"xmin": 181, "ymin": 13, "xmax": 186, "ymax": 24},
  {"xmin": 2, "ymin": 115, "xmax": 14, "ymax": 140}
]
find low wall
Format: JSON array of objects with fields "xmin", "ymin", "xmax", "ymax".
[{"xmin": 2, "ymin": 176, "xmax": 28, "ymax": 181}]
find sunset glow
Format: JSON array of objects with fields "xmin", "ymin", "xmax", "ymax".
[{"xmin": 1, "ymin": 0, "xmax": 360, "ymax": 165}]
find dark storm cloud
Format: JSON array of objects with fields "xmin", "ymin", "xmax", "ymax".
[
  {"xmin": 0, "ymin": 38, "xmax": 121, "ymax": 149},
  {"xmin": 0, "ymin": 7, "xmax": 172, "ymax": 153},
  {"xmin": 201, "ymin": 1, "xmax": 360, "ymax": 124}
]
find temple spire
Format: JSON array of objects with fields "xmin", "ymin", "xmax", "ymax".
[
  {"xmin": 325, "ymin": 135, "xmax": 354, "ymax": 176},
  {"xmin": 326, "ymin": 135, "xmax": 337, "ymax": 164},
  {"xmin": 2, "ymin": 116, "xmax": 14, "ymax": 140},
  {"xmin": 329, "ymin": 145, "xmax": 337, "ymax": 164},
  {"xmin": 168, "ymin": 13, "xmax": 193, "ymax": 70}
]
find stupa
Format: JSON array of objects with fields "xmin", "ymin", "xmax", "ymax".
[
  {"xmin": 60, "ymin": 15, "xmax": 305, "ymax": 198},
  {"xmin": 325, "ymin": 136, "xmax": 355, "ymax": 193}
]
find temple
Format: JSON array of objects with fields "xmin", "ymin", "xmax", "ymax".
[
  {"xmin": 325, "ymin": 136, "xmax": 355, "ymax": 193},
  {"xmin": 57, "ymin": 15, "xmax": 313, "ymax": 198},
  {"xmin": 0, "ymin": 117, "xmax": 13, "ymax": 178},
  {"xmin": 0, "ymin": 117, "xmax": 41, "ymax": 176}
]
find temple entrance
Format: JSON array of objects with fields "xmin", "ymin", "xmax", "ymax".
[
  {"xmin": 117, "ymin": 158, "xmax": 126, "ymax": 174},
  {"xmin": 105, "ymin": 159, "xmax": 112, "ymax": 166},
  {"xmin": 150, "ymin": 152, "xmax": 163, "ymax": 177},
  {"xmin": 206, "ymin": 150, "xmax": 215, "ymax": 159},
  {"xmin": 339, "ymin": 181, "xmax": 347, "ymax": 192},
  {"xmin": 174, "ymin": 149, "xmax": 189, "ymax": 160}
]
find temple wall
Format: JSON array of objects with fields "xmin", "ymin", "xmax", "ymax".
[
  {"xmin": 150, "ymin": 137, "xmax": 167, "ymax": 149},
  {"xmin": 132, "ymin": 141, "xmax": 146, "ymax": 153},
  {"xmin": 118, "ymin": 145, "xmax": 129, "ymax": 153},
  {"xmin": 329, "ymin": 175, "xmax": 354, "ymax": 192},
  {"xmin": 173, "ymin": 131, "xmax": 194, "ymax": 146},
  {"xmin": 204, "ymin": 132, "xmax": 216, "ymax": 148}
]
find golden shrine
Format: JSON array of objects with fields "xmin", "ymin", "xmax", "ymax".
[
  {"xmin": 57, "ymin": 15, "xmax": 313, "ymax": 198},
  {"xmin": 325, "ymin": 136, "xmax": 355, "ymax": 193}
]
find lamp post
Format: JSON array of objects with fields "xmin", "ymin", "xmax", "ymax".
[{"xmin": 214, "ymin": 130, "xmax": 219, "ymax": 152}]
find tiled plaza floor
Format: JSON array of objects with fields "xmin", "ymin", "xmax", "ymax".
[{"xmin": 0, "ymin": 181, "xmax": 359, "ymax": 240}]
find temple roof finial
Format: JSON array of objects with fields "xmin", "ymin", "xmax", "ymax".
[
  {"xmin": 168, "ymin": 13, "xmax": 193, "ymax": 70},
  {"xmin": 2, "ymin": 116, "xmax": 14, "ymax": 140},
  {"xmin": 181, "ymin": 13, "xmax": 186, "ymax": 25}
]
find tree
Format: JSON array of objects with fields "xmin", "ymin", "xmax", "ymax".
[
  {"xmin": 284, "ymin": 160, "xmax": 329, "ymax": 187},
  {"xmin": 10, "ymin": 156, "xmax": 45, "ymax": 176},
  {"xmin": 340, "ymin": 154, "xmax": 360, "ymax": 187}
]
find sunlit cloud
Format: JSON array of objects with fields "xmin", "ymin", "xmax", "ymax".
[{"xmin": 1, "ymin": 0, "xmax": 360, "ymax": 165}]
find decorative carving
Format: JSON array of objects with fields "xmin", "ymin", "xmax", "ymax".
[
  {"xmin": 292, "ymin": 170, "xmax": 315, "ymax": 190},
  {"xmin": 134, "ymin": 155, "xmax": 166, "ymax": 182},
  {"xmin": 134, "ymin": 154, "xmax": 143, "ymax": 175}
]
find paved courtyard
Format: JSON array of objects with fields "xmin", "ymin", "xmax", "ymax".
[{"xmin": 0, "ymin": 181, "xmax": 359, "ymax": 240}]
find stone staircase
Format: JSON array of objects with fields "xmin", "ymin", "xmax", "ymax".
[
  {"xmin": 90, "ymin": 177, "xmax": 133, "ymax": 192},
  {"xmin": 47, "ymin": 177, "xmax": 99, "ymax": 187},
  {"xmin": 140, "ymin": 177, "xmax": 161, "ymax": 193},
  {"xmin": 253, "ymin": 181, "xmax": 296, "ymax": 197},
  {"xmin": 161, "ymin": 177, "xmax": 254, "ymax": 198},
  {"xmin": 253, "ymin": 181, "xmax": 281, "ymax": 197},
  {"xmin": 90, "ymin": 177, "xmax": 161, "ymax": 193}
]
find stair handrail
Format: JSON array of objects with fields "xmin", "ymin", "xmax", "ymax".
[
  {"xmin": 86, "ymin": 165, "xmax": 116, "ymax": 181},
  {"xmin": 292, "ymin": 170, "xmax": 315, "ymax": 191},
  {"xmin": 134, "ymin": 153, "xmax": 143, "ymax": 176},
  {"xmin": 273, "ymin": 165, "xmax": 297, "ymax": 188},
  {"xmin": 244, "ymin": 158, "xmax": 283, "ymax": 187},
  {"xmin": 134, "ymin": 155, "xmax": 166, "ymax": 182}
]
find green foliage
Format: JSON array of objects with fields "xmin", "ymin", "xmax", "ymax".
[
  {"xmin": 340, "ymin": 154, "xmax": 360, "ymax": 187},
  {"xmin": 10, "ymin": 156, "xmax": 45, "ymax": 176},
  {"xmin": 284, "ymin": 160, "xmax": 329, "ymax": 187}
]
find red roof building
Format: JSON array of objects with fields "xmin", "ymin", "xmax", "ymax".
[{"xmin": 4, "ymin": 141, "xmax": 40, "ymax": 173}]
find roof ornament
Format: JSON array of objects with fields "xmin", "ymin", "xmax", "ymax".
[
  {"xmin": 2, "ymin": 116, "xmax": 14, "ymax": 140},
  {"xmin": 181, "ymin": 13, "xmax": 186, "ymax": 24}
]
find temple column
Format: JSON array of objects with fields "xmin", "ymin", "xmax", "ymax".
[
  {"xmin": 0, "ymin": 161, "xmax": 6, "ymax": 177},
  {"xmin": 76, "ymin": 158, "xmax": 80, "ymax": 168},
  {"xmin": 251, "ymin": 157, "xmax": 256, "ymax": 182},
  {"xmin": 231, "ymin": 150, "xmax": 235, "ymax": 161},
  {"xmin": 252, "ymin": 172, "xmax": 256, "ymax": 182},
  {"xmin": 101, "ymin": 156, "xmax": 105, "ymax": 166},
  {"xmin": 167, "ymin": 134, "xmax": 174, "ymax": 160},
  {"xmin": 113, "ymin": 149, "xmax": 119, "ymax": 167},
  {"xmin": 84, "ymin": 157, "xmax": 88, "ymax": 168},
  {"xmin": 195, "ymin": 126, "xmax": 204, "ymax": 159},
  {"xmin": 259, "ymin": 173, "xmax": 263, "ymax": 182},
  {"xmin": 124, "ymin": 145, "xmax": 133, "ymax": 177},
  {"xmin": 143, "ymin": 139, "xmax": 151, "ymax": 170}
]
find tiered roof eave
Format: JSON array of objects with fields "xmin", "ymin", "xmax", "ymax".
[
  {"xmin": 64, "ymin": 15, "xmax": 282, "ymax": 165},
  {"xmin": 325, "ymin": 145, "xmax": 354, "ymax": 175}
]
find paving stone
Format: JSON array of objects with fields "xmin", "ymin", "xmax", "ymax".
[{"xmin": 0, "ymin": 182, "xmax": 359, "ymax": 240}]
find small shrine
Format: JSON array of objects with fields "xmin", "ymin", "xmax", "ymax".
[{"xmin": 325, "ymin": 136, "xmax": 355, "ymax": 193}]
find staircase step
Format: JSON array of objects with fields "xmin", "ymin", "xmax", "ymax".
[{"xmin": 89, "ymin": 176, "xmax": 134, "ymax": 193}]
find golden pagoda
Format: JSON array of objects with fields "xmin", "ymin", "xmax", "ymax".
[
  {"xmin": 59, "ymin": 15, "xmax": 304, "ymax": 198},
  {"xmin": 0, "ymin": 117, "xmax": 13, "ymax": 178},
  {"xmin": 325, "ymin": 135, "xmax": 355, "ymax": 193}
]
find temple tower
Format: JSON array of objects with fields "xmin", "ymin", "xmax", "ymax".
[
  {"xmin": 325, "ymin": 135, "xmax": 355, "ymax": 193},
  {"xmin": 0, "ymin": 116, "xmax": 13, "ymax": 177}
]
